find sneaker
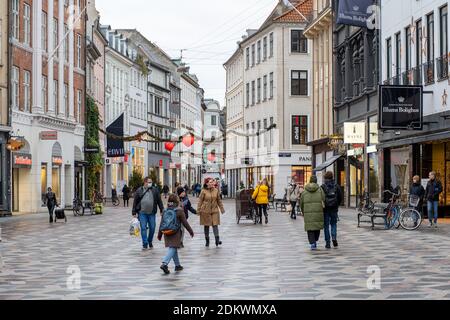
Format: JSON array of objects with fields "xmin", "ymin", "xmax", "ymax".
[
  {"xmin": 149, "ymin": 243, "xmax": 154, "ymax": 249},
  {"xmin": 175, "ymin": 266, "xmax": 184, "ymax": 272},
  {"xmin": 310, "ymin": 243, "xmax": 317, "ymax": 251},
  {"xmin": 333, "ymin": 240, "xmax": 339, "ymax": 248},
  {"xmin": 160, "ymin": 264, "xmax": 170, "ymax": 275},
  {"xmin": 434, "ymin": 223, "xmax": 438, "ymax": 228},
  {"xmin": 325, "ymin": 242, "xmax": 331, "ymax": 249},
  {"xmin": 428, "ymin": 222, "xmax": 433, "ymax": 228},
  {"xmin": 142, "ymin": 245, "xmax": 149, "ymax": 251},
  {"xmin": 265, "ymin": 216, "xmax": 269, "ymax": 225}
]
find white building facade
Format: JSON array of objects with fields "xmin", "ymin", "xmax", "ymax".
[
  {"xmin": 203, "ymin": 99, "xmax": 225, "ymax": 176},
  {"xmin": 224, "ymin": 47, "xmax": 245, "ymax": 197},
  {"xmin": 236, "ymin": 0, "xmax": 314, "ymax": 198}
]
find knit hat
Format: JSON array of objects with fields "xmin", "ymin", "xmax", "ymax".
[{"xmin": 177, "ymin": 187, "xmax": 185, "ymax": 196}]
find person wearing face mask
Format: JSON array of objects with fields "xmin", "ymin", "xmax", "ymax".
[
  {"xmin": 132, "ymin": 177, "xmax": 164, "ymax": 250},
  {"xmin": 197, "ymin": 178, "xmax": 226, "ymax": 247}
]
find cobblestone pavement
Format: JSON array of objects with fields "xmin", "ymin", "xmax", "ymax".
[{"xmin": 1, "ymin": 198, "xmax": 450, "ymax": 300}]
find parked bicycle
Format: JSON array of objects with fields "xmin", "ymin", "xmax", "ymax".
[{"xmin": 383, "ymin": 190, "xmax": 422, "ymax": 231}]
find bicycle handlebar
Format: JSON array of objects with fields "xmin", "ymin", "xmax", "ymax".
[{"xmin": 383, "ymin": 190, "xmax": 400, "ymax": 197}]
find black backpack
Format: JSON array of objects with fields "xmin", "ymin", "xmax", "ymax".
[{"xmin": 323, "ymin": 184, "xmax": 339, "ymax": 208}]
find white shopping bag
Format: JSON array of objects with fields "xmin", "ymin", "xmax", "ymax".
[{"xmin": 129, "ymin": 218, "xmax": 140, "ymax": 237}]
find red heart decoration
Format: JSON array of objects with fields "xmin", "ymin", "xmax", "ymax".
[
  {"xmin": 182, "ymin": 134, "xmax": 195, "ymax": 148},
  {"xmin": 165, "ymin": 142, "xmax": 175, "ymax": 152}
]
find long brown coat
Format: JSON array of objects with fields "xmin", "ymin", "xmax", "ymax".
[
  {"xmin": 197, "ymin": 188, "xmax": 225, "ymax": 226},
  {"xmin": 158, "ymin": 208, "xmax": 194, "ymax": 248}
]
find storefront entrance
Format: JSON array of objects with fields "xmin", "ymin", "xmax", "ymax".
[{"xmin": 291, "ymin": 166, "xmax": 312, "ymax": 188}]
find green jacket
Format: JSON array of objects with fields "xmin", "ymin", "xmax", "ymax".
[{"xmin": 300, "ymin": 183, "xmax": 325, "ymax": 231}]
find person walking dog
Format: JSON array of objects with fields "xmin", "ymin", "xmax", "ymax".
[
  {"xmin": 198, "ymin": 178, "xmax": 226, "ymax": 247},
  {"xmin": 300, "ymin": 176, "xmax": 325, "ymax": 251},
  {"xmin": 321, "ymin": 172, "xmax": 342, "ymax": 249},
  {"xmin": 158, "ymin": 194, "xmax": 194, "ymax": 275},
  {"xmin": 252, "ymin": 178, "xmax": 270, "ymax": 224},
  {"xmin": 132, "ymin": 177, "xmax": 164, "ymax": 250}
]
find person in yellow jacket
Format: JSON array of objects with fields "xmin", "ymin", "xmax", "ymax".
[{"xmin": 252, "ymin": 178, "xmax": 270, "ymax": 224}]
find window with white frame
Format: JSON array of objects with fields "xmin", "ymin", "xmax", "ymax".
[
  {"xmin": 42, "ymin": 76, "xmax": 48, "ymax": 111},
  {"xmin": 53, "ymin": 18, "xmax": 58, "ymax": 58},
  {"xmin": 263, "ymin": 36, "xmax": 267, "ymax": 61},
  {"xmin": 24, "ymin": 4, "xmax": 31, "ymax": 46},
  {"xmin": 11, "ymin": 67, "xmax": 19, "ymax": 110},
  {"xmin": 263, "ymin": 75, "xmax": 267, "ymax": 101},
  {"xmin": 257, "ymin": 78, "xmax": 261, "ymax": 103},
  {"xmin": 77, "ymin": 34, "xmax": 82, "ymax": 67},
  {"xmin": 291, "ymin": 30, "xmax": 308, "ymax": 53},
  {"xmin": 64, "ymin": 25, "xmax": 69, "ymax": 62},
  {"xmin": 53, "ymin": 80, "xmax": 58, "ymax": 114},
  {"xmin": 12, "ymin": 0, "xmax": 19, "ymax": 40},
  {"xmin": 77, "ymin": 90, "xmax": 82, "ymax": 122},
  {"xmin": 64, "ymin": 84, "xmax": 68, "ymax": 117},
  {"xmin": 291, "ymin": 70, "xmax": 308, "ymax": 96},
  {"xmin": 42, "ymin": 12, "xmax": 48, "ymax": 52},
  {"xmin": 269, "ymin": 33, "xmax": 274, "ymax": 57},
  {"xmin": 269, "ymin": 72, "xmax": 274, "ymax": 99},
  {"xmin": 24, "ymin": 71, "xmax": 31, "ymax": 112}
]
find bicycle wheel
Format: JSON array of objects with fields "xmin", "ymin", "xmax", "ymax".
[
  {"xmin": 113, "ymin": 198, "xmax": 120, "ymax": 207},
  {"xmin": 385, "ymin": 206, "xmax": 400, "ymax": 230},
  {"xmin": 399, "ymin": 209, "xmax": 422, "ymax": 231}
]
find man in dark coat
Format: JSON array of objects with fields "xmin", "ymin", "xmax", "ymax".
[{"xmin": 321, "ymin": 172, "xmax": 343, "ymax": 249}]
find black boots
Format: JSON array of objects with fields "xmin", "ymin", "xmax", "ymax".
[
  {"xmin": 205, "ymin": 237, "xmax": 210, "ymax": 247},
  {"xmin": 215, "ymin": 236, "xmax": 222, "ymax": 247},
  {"xmin": 49, "ymin": 215, "xmax": 53, "ymax": 223},
  {"xmin": 265, "ymin": 215, "xmax": 269, "ymax": 225}
]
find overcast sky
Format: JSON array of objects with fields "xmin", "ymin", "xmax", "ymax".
[{"xmin": 96, "ymin": 0, "xmax": 278, "ymax": 105}]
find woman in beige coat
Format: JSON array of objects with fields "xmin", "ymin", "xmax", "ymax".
[{"xmin": 198, "ymin": 178, "xmax": 226, "ymax": 247}]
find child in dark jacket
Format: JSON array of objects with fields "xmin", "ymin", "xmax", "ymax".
[
  {"xmin": 158, "ymin": 194, "xmax": 194, "ymax": 275},
  {"xmin": 177, "ymin": 187, "xmax": 197, "ymax": 219}
]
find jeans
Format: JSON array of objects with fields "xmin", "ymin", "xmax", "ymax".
[
  {"xmin": 139, "ymin": 213, "xmax": 156, "ymax": 247},
  {"xmin": 324, "ymin": 211, "xmax": 338, "ymax": 244},
  {"xmin": 307, "ymin": 230, "xmax": 321, "ymax": 245},
  {"xmin": 162, "ymin": 247, "xmax": 180, "ymax": 267},
  {"xmin": 258, "ymin": 204, "xmax": 268, "ymax": 218},
  {"xmin": 48, "ymin": 205, "xmax": 55, "ymax": 220},
  {"xmin": 427, "ymin": 201, "xmax": 439, "ymax": 223},
  {"xmin": 290, "ymin": 201, "xmax": 297, "ymax": 218}
]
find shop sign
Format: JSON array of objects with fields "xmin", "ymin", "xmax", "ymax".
[
  {"xmin": 84, "ymin": 146, "xmax": 100, "ymax": 153},
  {"xmin": 299, "ymin": 155, "xmax": 312, "ymax": 163},
  {"xmin": 52, "ymin": 156, "xmax": 63, "ymax": 165},
  {"xmin": 379, "ymin": 85, "xmax": 423, "ymax": 130},
  {"xmin": 40, "ymin": 131, "xmax": 58, "ymax": 140},
  {"xmin": 241, "ymin": 158, "xmax": 254, "ymax": 165},
  {"xmin": 367, "ymin": 145, "xmax": 377, "ymax": 154},
  {"xmin": 336, "ymin": 0, "xmax": 375, "ymax": 28},
  {"xmin": 291, "ymin": 116, "xmax": 306, "ymax": 145},
  {"xmin": 279, "ymin": 153, "xmax": 292, "ymax": 158},
  {"xmin": 344, "ymin": 122, "xmax": 366, "ymax": 144},
  {"xmin": 13, "ymin": 153, "xmax": 32, "ymax": 167}
]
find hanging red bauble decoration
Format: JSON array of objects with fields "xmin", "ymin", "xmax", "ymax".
[
  {"xmin": 182, "ymin": 134, "xmax": 195, "ymax": 148},
  {"xmin": 165, "ymin": 142, "xmax": 175, "ymax": 152},
  {"xmin": 207, "ymin": 152, "xmax": 216, "ymax": 162}
]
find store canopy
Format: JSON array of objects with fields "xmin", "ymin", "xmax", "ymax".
[{"xmin": 313, "ymin": 154, "xmax": 344, "ymax": 172}]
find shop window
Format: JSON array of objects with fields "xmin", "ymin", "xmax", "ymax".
[
  {"xmin": 41, "ymin": 164, "xmax": 47, "ymax": 206},
  {"xmin": 291, "ymin": 166, "xmax": 312, "ymax": 188}
]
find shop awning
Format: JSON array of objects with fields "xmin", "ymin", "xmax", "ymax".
[{"xmin": 313, "ymin": 154, "xmax": 344, "ymax": 172}]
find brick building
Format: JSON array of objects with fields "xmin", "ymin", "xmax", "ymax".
[{"xmin": 10, "ymin": 0, "xmax": 86, "ymax": 214}]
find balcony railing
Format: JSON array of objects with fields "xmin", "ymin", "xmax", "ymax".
[
  {"xmin": 402, "ymin": 71, "xmax": 413, "ymax": 85},
  {"xmin": 412, "ymin": 66, "xmax": 422, "ymax": 85},
  {"xmin": 436, "ymin": 55, "xmax": 449, "ymax": 81},
  {"xmin": 423, "ymin": 61, "xmax": 435, "ymax": 85}
]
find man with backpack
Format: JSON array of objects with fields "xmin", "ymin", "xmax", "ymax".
[
  {"xmin": 321, "ymin": 171, "xmax": 343, "ymax": 249},
  {"xmin": 132, "ymin": 177, "xmax": 164, "ymax": 250}
]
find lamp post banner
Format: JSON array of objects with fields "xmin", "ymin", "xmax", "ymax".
[
  {"xmin": 106, "ymin": 114, "xmax": 125, "ymax": 157},
  {"xmin": 379, "ymin": 85, "xmax": 423, "ymax": 130}
]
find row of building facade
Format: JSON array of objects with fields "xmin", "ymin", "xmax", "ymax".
[
  {"xmin": 0, "ymin": 0, "xmax": 225, "ymax": 215},
  {"xmin": 224, "ymin": 0, "xmax": 450, "ymax": 217}
]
